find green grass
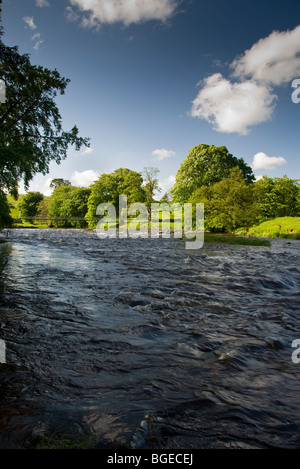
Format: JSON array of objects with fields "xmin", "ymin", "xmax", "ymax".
[
  {"xmin": 236, "ymin": 217, "xmax": 300, "ymax": 239},
  {"xmin": 204, "ymin": 232, "xmax": 271, "ymax": 246},
  {"xmin": 12, "ymin": 221, "xmax": 49, "ymax": 228}
]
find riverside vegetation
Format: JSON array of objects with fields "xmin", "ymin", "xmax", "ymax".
[{"xmin": 2, "ymin": 146, "xmax": 300, "ymax": 247}]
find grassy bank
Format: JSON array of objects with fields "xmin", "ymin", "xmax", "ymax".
[
  {"xmin": 204, "ymin": 233, "xmax": 271, "ymax": 246},
  {"xmin": 236, "ymin": 217, "xmax": 300, "ymax": 239},
  {"xmin": 5, "ymin": 195, "xmax": 271, "ymax": 246}
]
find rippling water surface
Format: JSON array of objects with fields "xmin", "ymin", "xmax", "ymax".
[{"xmin": 0, "ymin": 229, "xmax": 300, "ymax": 449}]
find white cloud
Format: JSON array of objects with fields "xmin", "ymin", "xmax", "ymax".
[
  {"xmin": 71, "ymin": 169, "xmax": 100, "ymax": 187},
  {"xmin": 32, "ymin": 32, "xmax": 41, "ymax": 40},
  {"xmin": 67, "ymin": 0, "xmax": 178, "ymax": 28},
  {"xmin": 65, "ymin": 6, "xmax": 80, "ymax": 22},
  {"xmin": 19, "ymin": 177, "xmax": 53, "ymax": 196},
  {"xmin": 191, "ymin": 73, "xmax": 276, "ymax": 135},
  {"xmin": 33, "ymin": 39, "xmax": 44, "ymax": 50},
  {"xmin": 191, "ymin": 24, "xmax": 300, "ymax": 134},
  {"xmin": 23, "ymin": 16, "xmax": 37, "ymax": 30},
  {"xmin": 81, "ymin": 147, "xmax": 94, "ymax": 155},
  {"xmin": 35, "ymin": 0, "xmax": 50, "ymax": 7},
  {"xmin": 251, "ymin": 152, "xmax": 287, "ymax": 171},
  {"xmin": 152, "ymin": 148, "xmax": 175, "ymax": 161},
  {"xmin": 159, "ymin": 175, "xmax": 176, "ymax": 194},
  {"xmin": 231, "ymin": 25, "xmax": 300, "ymax": 86}
]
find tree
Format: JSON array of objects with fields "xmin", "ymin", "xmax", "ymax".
[
  {"xmin": 190, "ymin": 167, "xmax": 256, "ymax": 232},
  {"xmin": 253, "ymin": 175, "xmax": 300, "ymax": 221},
  {"xmin": 0, "ymin": 28, "xmax": 89, "ymax": 197},
  {"xmin": 86, "ymin": 168, "xmax": 145, "ymax": 227},
  {"xmin": 36, "ymin": 197, "xmax": 50, "ymax": 223},
  {"xmin": 171, "ymin": 144, "xmax": 254, "ymax": 203},
  {"xmin": 17, "ymin": 191, "xmax": 44, "ymax": 221},
  {"xmin": 142, "ymin": 167, "xmax": 161, "ymax": 215},
  {"xmin": 50, "ymin": 178, "xmax": 71, "ymax": 190},
  {"xmin": 0, "ymin": 191, "xmax": 13, "ymax": 229},
  {"xmin": 160, "ymin": 192, "xmax": 172, "ymax": 203},
  {"xmin": 48, "ymin": 185, "xmax": 91, "ymax": 228}
]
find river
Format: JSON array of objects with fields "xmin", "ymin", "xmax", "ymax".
[{"xmin": 0, "ymin": 228, "xmax": 300, "ymax": 449}]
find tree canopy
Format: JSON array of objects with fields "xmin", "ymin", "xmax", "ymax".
[
  {"xmin": 86, "ymin": 168, "xmax": 146, "ymax": 227},
  {"xmin": 48, "ymin": 185, "xmax": 91, "ymax": 228},
  {"xmin": 253, "ymin": 175, "xmax": 300, "ymax": 221},
  {"xmin": 190, "ymin": 167, "xmax": 256, "ymax": 232},
  {"xmin": 171, "ymin": 144, "xmax": 254, "ymax": 203},
  {"xmin": 0, "ymin": 28, "xmax": 89, "ymax": 197},
  {"xmin": 17, "ymin": 191, "xmax": 44, "ymax": 221},
  {"xmin": 50, "ymin": 178, "xmax": 71, "ymax": 190},
  {"xmin": 0, "ymin": 190, "xmax": 13, "ymax": 228}
]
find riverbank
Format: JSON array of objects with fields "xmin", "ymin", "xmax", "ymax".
[{"xmin": 236, "ymin": 217, "xmax": 300, "ymax": 240}]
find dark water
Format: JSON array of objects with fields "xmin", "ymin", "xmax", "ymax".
[{"xmin": 0, "ymin": 228, "xmax": 300, "ymax": 449}]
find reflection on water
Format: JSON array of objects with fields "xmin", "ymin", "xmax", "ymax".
[{"xmin": 0, "ymin": 229, "xmax": 300, "ymax": 448}]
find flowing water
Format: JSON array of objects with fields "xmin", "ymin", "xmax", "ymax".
[{"xmin": 0, "ymin": 228, "xmax": 300, "ymax": 449}]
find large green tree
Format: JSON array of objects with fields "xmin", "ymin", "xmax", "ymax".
[
  {"xmin": 171, "ymin": 144, "xmax": 254, "ymax": 203},
  {"xmin": 17, "ymin": 191, "xmax": 44, "ymax": 221},
  {"xmin": 253, "ymin": 175, "xmax": 300, "ymax": 221},
  {"xmin": 190, "ymin": 167, "xmax": 256, "ymax": 232},
  {"xmin": 86, "ymin": 168, "xmax": 145, "ymax": 227},
  {"xmin": 0, "ymin": 28, "xmax": 89, "ymax": 196},
  {"xmin": 48, "ymin": 185, "xmax": 91, "ymax": 228}
]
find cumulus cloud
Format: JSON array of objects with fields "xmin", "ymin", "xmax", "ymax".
[
  {"xmin": 191, "ymin": 73, "xmax": 276, "ymax": 135},
  {"xmin": 67, "ymin": 0, "xmax": 178, "ymax": 28},
  {"xmin": 191, "ymin": 24, "xmax": 300, "ymax": 134},
  {"xmin": 19, "ymin": 177, "xmax": 52, "ymax": 196},
  {"xmin": 152, "ymin": 148, "xmax": 175, "ymax": 161},
  {"xmin": 23, "ymin": 16, "xmax": 37, "ymax": 30},
  {"xmin": 251, "ymin": 152, "xmax": 287, "ymax": 171},
  {"xmin": 71, "ymin": 170, "xmax": 100, "ymax": 187},
  {"xmin": 35, "ymin": 0, "xmax": 50, "ymax": 7},
  {"xmin": 231, "ymin": 25, "xmax": 300, "ymax": 86}
]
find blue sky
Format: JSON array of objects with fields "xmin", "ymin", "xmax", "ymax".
[{"xmin": 2, "ymin": 0, "xmax": 300, "ymax": 196}]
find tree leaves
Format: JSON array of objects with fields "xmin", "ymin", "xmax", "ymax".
[
  {"xmin": 0, "ymin": 30, "xmax": 90, "ymax": 196},
  {"xmin": 171, "ymin": 144, "xmax": 254, "ymax": 204}
]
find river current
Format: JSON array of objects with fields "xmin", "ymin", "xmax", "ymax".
[{"xmin": 0, "ymin": 228, "xmax": 300, "ymax": 449}]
